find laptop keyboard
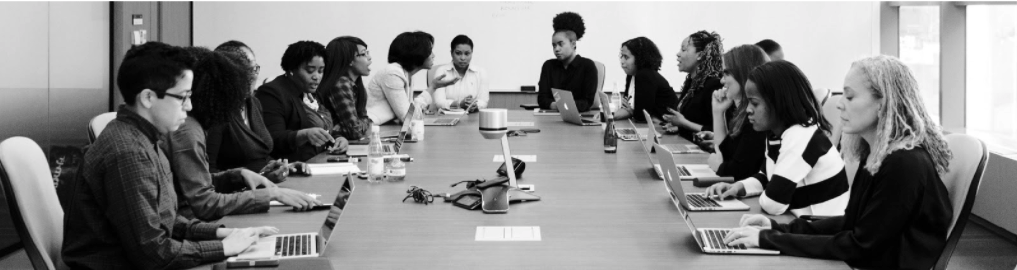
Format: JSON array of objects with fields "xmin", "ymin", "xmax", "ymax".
[
  {"xmin": 617, "ymin": 128, "xmax": 637, "ymax": 135},
  {"xmin": 686, "ymin": 194, "xmax": 721, "ymax": 208},
  {"xmin": 703, "ymin": 229, "xmax": 748, "ymax": 250},
  {"xmin": 676, "ymin": 166, "xmax": 691, "ymax": 176},
  {"xmin": 275, "ymin": 234, "xmax": 313, "ymax": 257}
]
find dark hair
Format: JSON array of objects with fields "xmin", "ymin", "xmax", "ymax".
[
  {"xmin": 117, "ymin": 41, "xmax": 196, "ymax": 106},
  {"xmin": 189, "ymin": 50, "xmax": 253, "ymax": 128},
  {"xmin": 755, "ymin": 39, "xmax": 782, "ymax": 55},
  {"xmin": 214, "ymin": 40, "xmax": 254, "ymax": 65},
  {"xmin": 280, "ymin": 40, "xmax": 326, "ymax": 73},
  {"xmin": 723, "ymin": 45, "xmax": 770, "ymax": 136},
  {"xmin": 747, "ymin": 60, "xmax": 830, "ymax": 132},
  {"xmin": 677, "ymin": 30, "xmax": 724, "ymax": 111},
  {"xmin": 319, "ymin": 36, "xmax": 369, "ymax": 114},
  {"xmin": 621, "ymin": 36, "xmax": 662, "ymax": 71},
  {"xmin": 450, "ymin": 35, "xmax": 474, "ymax": 51},
  {"xmin": 388, "ymin": 31, "xmax": 434, "ymax": 70},
  {"xmin": 552, "ymin": 12, "xmax": 585, "ymax": 41}
]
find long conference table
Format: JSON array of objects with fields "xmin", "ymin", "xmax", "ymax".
[{"xmin": 199, "ymin": 109, "xmax": 847, "ymax": 269}]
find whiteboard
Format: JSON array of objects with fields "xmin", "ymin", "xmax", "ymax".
[{"xmin": 194, "ymin": 1, "xmax": 877, "ymax": 92}]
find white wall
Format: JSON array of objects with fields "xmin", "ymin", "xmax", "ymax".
[{"xmin": 194, "ymin": 1, "xmax": 877, "ymax": 92}]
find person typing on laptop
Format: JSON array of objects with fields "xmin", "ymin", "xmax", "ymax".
[
  {"xmin": 723, "ymin": 56, "xmax": 953, "ymax": 270},
  {"xmin": 62, "ymin": 42, "xmax": 278, "ymax": 269},
  {"xmin": 536, "ymin": 12, "xmax": 598, "ymax": 112},
  {"xmin": 704, "ymin": 61, "xmax": 849, "ymax": 217}
]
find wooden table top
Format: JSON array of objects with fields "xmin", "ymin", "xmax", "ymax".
[{"xmin": 200, "ymin": 110, "xmax": 846, "ymax": 269}]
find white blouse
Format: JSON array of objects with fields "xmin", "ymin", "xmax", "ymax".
[{"xmin": 432, "ymin": 63, "xmax": 490, "ymax": 110}]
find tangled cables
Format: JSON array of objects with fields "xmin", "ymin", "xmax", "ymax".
[{"xmin": 402, "ymin": 186, "xmax": 434, "ymax": 205}]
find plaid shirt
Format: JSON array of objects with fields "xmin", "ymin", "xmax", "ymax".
[
  {"xmin": 320, "ymin": 76, "xmax": 372, "ymax": 140},
  {"xmin": 62, "ymin": 106, "xmax": 226, "ymax": 270}
]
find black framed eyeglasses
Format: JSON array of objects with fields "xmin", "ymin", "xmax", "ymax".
[{"xmin": 162, "ymin": 92, "xmax": 191, "ymax": 105}]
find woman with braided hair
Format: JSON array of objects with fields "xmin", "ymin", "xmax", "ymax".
[
  {"xmin": 536, "ymin": 11, "xmax": 599, "ymax": 112},
  {"xmin": 663, "ymin": 30, "xmax": 725, "ymax": 141}
]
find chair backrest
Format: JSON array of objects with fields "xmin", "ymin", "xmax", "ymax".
[
  {"xmin": 933, "ymin": 134, "xmax": 989, "ymax": 270},
  {"xmin": 813, "ymin": 88, "xmax": 832, "ymax": 106},
  {"xmin": 0, "ymin": 137, "xmax": 66, "ymax": 270},
  {"xmin": 591, "ymin": 60, "xmax": 606, "ymax": 110},
  {"xmin": 87, "ymin": 112, "xmax": 117, "ymax": 143},
  {"xmin": 821, "ymin": 94, "xmax": 843, "ymax": 147}
]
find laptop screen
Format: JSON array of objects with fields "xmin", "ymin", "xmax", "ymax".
[{"xmin": 319, "ymin": 175, "xmax": 355, "ymax": 248}]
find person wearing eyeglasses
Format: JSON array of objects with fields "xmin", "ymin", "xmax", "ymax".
[
  {"xmin": 611, "ymin": 36, "xmax": 678, "ymax": 122},
  {"xmin": 61, "ymin": 42, "xmax": 276, "ymax": 269},
  {"xmin": 257, "ymin": 41, "xmax": 349, "ymax": 162},
  {"xmin": 428, "ymin": 34, "xmax": 489, "ymax": 113},
  {"xmin": 318, "ymin": 36, "xmax": 374, "ymax": 140}
]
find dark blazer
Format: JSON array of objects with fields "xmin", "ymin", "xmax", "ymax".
[
  {"xmin": 206, "ymin": 97, "xmax": 274, "ymax": 173},
  {"xmin": 625, "ymin": 69, "xmax": 679, "ymax": 122},
  {"xmin": 255, "ymin": 75, "xmax": 323, "ymax": 162}
]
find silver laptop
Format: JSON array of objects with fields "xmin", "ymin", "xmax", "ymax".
[
  {"xmin": 669, "ymin": 181, "xmax": 777, "ymax": 255},
  {"xmin": 553, "ymin": 88, "xmax": 601, "ymax": 126},
  {"xmin": 231, "ymin": 175, "xmax": 356, "ymax": 261},
  {"xmin": 641, "ymin": 110, "xmax": 705, "ymax": 154},
  {"xmin": 658, "ymin": 145, "xmax": 749, "ymax": 211},
  {"xmin": 634, "ymin": 118, "xmax": 719, "ymax": 180},
  {"xmin": 348, "ymin": 104, "xmax": 414, "ymax": 156}
]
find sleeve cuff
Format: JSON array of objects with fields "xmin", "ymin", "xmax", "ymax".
[
  {"xmin": 757, "ymin": 229, "xmax": 781, "ymax": 251},
  {"xmin": 193, "ymin": 223, "xmax": 225, "ymax": 240},
  {"xmin": 740, "ymin": 177, "xmax": 765, "ymax": 197},
  {"xmin": 252, "ymin": 189, "xmax": 273, "ymax": 213},
  {"xmin": 197, "ymin": 240, "xmax": 227, "ymax": 262}
]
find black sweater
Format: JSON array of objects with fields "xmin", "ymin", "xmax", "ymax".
[
  {"xmin": 675, "ymin": 76, "xmax": 723, "ymax": 140},
  {"xmin": 537, "ymin": 55, "xmax": 598, "ymax": 112},
  {"xmin": 714, "ymin": 119, "xmax": 766, "ymax": 180},
  {"xmin": 759, "ymin": 147, "xmax": 952, "ymax": 270},
  {"xmin": 624, "ymin": 69, "xmax": 679, "ymax": 122}
]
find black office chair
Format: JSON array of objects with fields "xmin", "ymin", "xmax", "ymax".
[
  {"xmin": 0, "ymin": 137, "xmax": 67, "ymax": 270},
  {"xmin": 933, "ymin": 134, "xmax": 989, "ymax": 270}
]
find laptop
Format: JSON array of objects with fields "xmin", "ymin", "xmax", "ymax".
[
  {"xmin": 347, "ymin": 105, "xmax": 413, "ymax": 156},
  {"xmin": 423, "ymin": 117, "xmax": 460, "ymax": 126},
  {"xmin": 553, "ymin": 89, "xmax": 601, "ymax": 126},
  {"xmin": 231, "ymin": 175, "xmax": 357, "ymax": 260},
  {"xmin": 641, "ymin": 110, "xmax": 705, "ymax": 154},
  {"xmin": 669, "ymin": 181, "xmax": 777, "ymax": 255},
  {"xmin": 633, "ymin": 118, "xmax": 718, "ymax": 180},
  {"xmin": 658, "ymin": 145, "xmax": 749, "ymax": 211}
]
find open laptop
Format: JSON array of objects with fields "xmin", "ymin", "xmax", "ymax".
[
  {"xmin": 668, "ymin": 181, "xmax": 777, "ymax": 255},
  {"xmin": 634, "ymin": 117, "xmax": 719, "ymax": 180},
  {"xmin": 641, "ymin": 110, "xmax": 705, "ymax": 154},
  {"xmin": 553, "ymin": 88, "xmax": 601, "ymax": 126},
  {"xmin": 231, "ymin": 175, "xmax": 356, "ymax": 261},
  {"xmin": 658, "ymin": 145, "xmax": 749, "ymax": 211},
  {"xmin": 347, "ymin": 105, "xmax": 413, "ymax": 156}
]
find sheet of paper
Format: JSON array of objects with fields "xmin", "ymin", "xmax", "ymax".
[
  {"xmin": 507, "ymin": 121, "xmax": 534, "ymax": 127},
  {"xmin": 475, "ymin": 226, "xmax": 542, "ymax": 241},
  {"xmin": 307, "ymin": 163, "xmax": 361, "ymax": 175},
  {"xmin": 493, "ymin": 155, "xmax": 537, "ymax": 162}
]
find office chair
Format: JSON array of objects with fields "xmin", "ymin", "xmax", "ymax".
[
  {"xmin": 933, "ymin": 134, "xmax": 988, "ymax": 270},
  {"xmin": 813, "ymin": 88, "xmax": 832, "ymax": 106},
  {"xmin": 87, "ymin": 112, "xmax": 116, "ymax": 143},
  {"xmin": 0, "ymin": 137, "xmax": 66, "ymax": 270},
  {"xmin": 821, "ymin": 94, "xmax": 843, "ymax": 148},
  {"xmin": 591, "ymin": 60, "xmax": 606, "ymax": 110}
]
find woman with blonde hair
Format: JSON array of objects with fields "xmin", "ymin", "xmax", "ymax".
[{"xmin": 723, "ymin": 55, "xmax": 953, "ymax": 270}]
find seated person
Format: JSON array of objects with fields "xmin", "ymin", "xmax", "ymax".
[
  {"xmin": 701, "ymin": 44, "xmax": 770, "ymax": 180},
  {"xmin": 537, "ymin": 12, "xmax": 598, "ymax": 112},
  {"xmin": 663, "ymin": 30, "xmax": 724, "ymax": 140},
  {"xmin": 318, "ymin": 36, "xmax": 374, "ymax": 140},
  {"xmin": 705, "ymin": 60, "xmax": 849, "ymax": 217},
  {"xmin": 724, "ymin": 55, "xmax": 953, "ymax": 270},
  {"xmin": 166, "ymin": 47, "xmax": 322, "ymax": 221},
  {"xmin": 429, "ymin": 34, "xmax": 490, "ymax": 113},
  {"xmin": 612, "ymin": 36, "xmax": 679, "ymax": 122},
  {"xmin": 366, "ymin": 31, "xmax": 457, "ymax": 124},
  {"xmin": 256, "ymin": 41, "xmax": 349, "ymax": 162},
  {"xmin": 755, "ymin": 39, "xmax": 784, "ymax": 61},
  {"xmin": 61, "ymin": 42, "xmax": 275, "ymax": 269}
]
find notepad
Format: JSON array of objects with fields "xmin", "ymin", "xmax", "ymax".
[
  {"xmin": 493, "ymin": 155, "xmax": 537, "ymax": 162},
  {"xmin": 475, "ymin": 226, "xmax": 541, "ymax": 241},
  {"xmin": 307, "ymin": 163, "xmax": 361, "ymax": 175}
]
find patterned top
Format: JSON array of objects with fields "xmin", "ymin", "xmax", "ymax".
[
  {"xmin": 319, "ymin": 76, "xmax": 372, "ymax": 140},
  {"xmin": 740, "ymin": 124, "xmax": 850, "ymax": 217},
  {"xmin": 62, "ymin": 106, "xmax": 225, "ymax": 269}
]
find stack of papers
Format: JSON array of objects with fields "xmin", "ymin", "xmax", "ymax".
[{"xmin": 307, "ymin": 163, "xmax": 361, "ymax": 175}]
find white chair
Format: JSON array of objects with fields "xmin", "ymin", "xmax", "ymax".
[
  {"xmin": 933, "ymin": 134, "xmax": 989, "ymax": 270},
  {"xmin": 590, "ymin": 60, "xmax": 606, "ymax": 110},
  {"xmin": 822, "ymin": 94, "xmax": 843, "ymax": 147},
  {"xmin": 0, "ymin": 137, "xmax": 66, "ymax": 270},
  {"xmin": 87, "ymin": 112, "xmax": 116, "ymax": 143}
]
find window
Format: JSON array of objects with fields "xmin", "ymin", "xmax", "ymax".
[
  {"xmin": 966, "ymin": 5, "xmax": 1017, "ymax": 140},
  {"xmin": 898, "ymin": 6, "xmax": 941, "ymax": 122}
]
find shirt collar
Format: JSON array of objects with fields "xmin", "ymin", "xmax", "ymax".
[
  {"xmin": 443, "ymin": 63, "xmax": 476, "ymax": 73},
  {"xmin": 115, "ymin": 104, "xmax": 163, "ymax": 144}
]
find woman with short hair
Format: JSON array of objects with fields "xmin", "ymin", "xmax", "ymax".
[{"xmin": 366, "ymin": 31, "xmax": 457, "ymax": 124}]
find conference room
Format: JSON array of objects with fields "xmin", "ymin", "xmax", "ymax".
[{"xmin": 1, "ymin": 1, "xmax": 1016, "ymax": 269}]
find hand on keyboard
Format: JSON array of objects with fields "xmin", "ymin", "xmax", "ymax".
[{"xmin": 723, "ymin": 226, "xmax": 762, "ymax": 248}]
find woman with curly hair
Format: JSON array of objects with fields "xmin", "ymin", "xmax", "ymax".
[
  {"xmin": 257, "ymin": 41, "xmax": 349, "ymax": 162},
  {"xmin": 536, "ymin": 11, "xmax": 599, "ymax": 112},
  {"xmin": 663, "ymin": 30, "xmax": 725, "ymax": 141},
  {"xmin": 164, "ymin": 48, "xmax": 321, "ymax": 221},
  {"xmin": 612, "ymin": 36, "xmax": 678, "ymax": 121},
  {"xmin": 318, "ymin": 36, "xmax": 374, "ymax": 140},
  {"xmin": 724, "ymin": 55, "xmax": 952, "ymax": 270}
]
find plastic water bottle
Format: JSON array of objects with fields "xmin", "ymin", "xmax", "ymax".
[
  {"xmin": 604, "ymin": 114, "xmax": 618, "ymax": 153},
  {"xmin": 610, "ymin": 82, "xmax": 622, "ymax": 113},
  {"xmin": 387, "ymin": 154, "xmax": 406, "ymax": 181},
  {"xmin": 411, "ymin": 105, "xmax": 425, "ymax": 141},
  {"xmin": 367, "ymin": 125, "xmax": 385, "ymax": 183}
]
